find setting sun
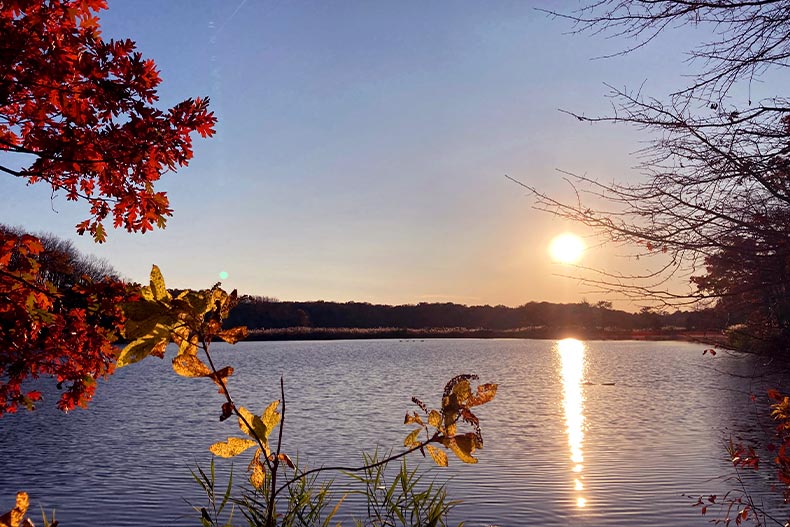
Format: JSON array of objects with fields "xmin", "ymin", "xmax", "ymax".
[{"xmin": 549, "ymin": 233, "xmax": 585, "ymax": 264}]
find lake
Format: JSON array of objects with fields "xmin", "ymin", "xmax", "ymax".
[{"xmin": 1, "ymin": 339, "xmax": 787, "ymax": 526}]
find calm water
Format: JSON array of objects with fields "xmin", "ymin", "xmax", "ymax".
[{"xmin": 1, "ymin": 339, "xmax": 787, "ymax": 526}]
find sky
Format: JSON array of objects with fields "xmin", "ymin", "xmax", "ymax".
[{"xmin": 0, "ymin": 1, "xmax": 716, "ymax": 308}]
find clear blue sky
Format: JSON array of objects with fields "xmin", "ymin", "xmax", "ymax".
[{"xmin": 0, "ymin": 1, "xmax": 710, "ymax": 307}]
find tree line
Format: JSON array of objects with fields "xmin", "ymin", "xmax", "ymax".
[{"xmin": 227, "ymin": 295, "xmax": 723, "ymax": 333}]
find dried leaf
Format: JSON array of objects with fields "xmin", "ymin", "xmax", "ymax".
[
  {"xmin": 209, "ymin": 437, "xmax": 257, "ymax": 458},
  {"xmin": 220, "ymin": 402, "xmax": 233, "ymax": 421},
  {"xmin": 277, "ymin": 453, "xmax": 295, "ymax": 469}
]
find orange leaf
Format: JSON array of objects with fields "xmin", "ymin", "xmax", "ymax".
[
  {"xmin": 217, "ymin": 326, "xmax": 248, "ymax": 345},
  {"xmin": 172, "ymin": 354, "xmax": 211, "ymax": 378}
]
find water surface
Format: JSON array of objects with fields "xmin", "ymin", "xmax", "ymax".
[{"xmin": 1, "ymin": 339, "xmax": 786, "ymax": 526}]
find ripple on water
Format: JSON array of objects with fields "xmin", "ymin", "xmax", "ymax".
[{"xmin": 1, "ymin": 339, "xmax": 786, "ymax": 526}]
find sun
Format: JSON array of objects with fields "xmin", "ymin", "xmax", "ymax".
[{"xmin": 549, "ymin": 233, "xmax": 585, "ymax": 264}]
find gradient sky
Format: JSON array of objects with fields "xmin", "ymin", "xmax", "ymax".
[{"xmin": 1, "ymin": 1, "xmax": 716, "ymax": 308}]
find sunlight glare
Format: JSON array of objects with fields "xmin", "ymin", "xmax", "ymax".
[
  {"xmin": 549, "ymin": 233, "xmax": 585, "ymax": 264},
  {"xmin": 558, "ymin": 338, "xmax": 588, "ymax": 509}
]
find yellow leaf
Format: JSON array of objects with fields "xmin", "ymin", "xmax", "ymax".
[
  {"xmin": 217, "ymin": 326, "xmax": 248, "ymax": 344},
  {"xmin": 140, "ymin": 285, "xmax": 154, "ymax": 302},
  {"xmin": 452, "ymin": 379, "xmax": 472, "ymax": 402},
  {"xmin": 238, "ymin": 406, "xmax": 269, "ymax": 445},
  {"xmin": 404, "ymin": 428, "xmax": 421, "ymax": 447},
  {"xmin": 428, "ymin": 410, "xmax": 442, "ymax": 428},
  {"xmin": 425, "ymin": 445, "xmax": 448, "ymax": 467},
  {"xmin": 444, "ymin": 433, "xmax": 480, "ymax": 464},
  {"xmin": 261, "ymin": 400, "xmax": 281, "ymax": 438},
  {"xmin": 404, "ymin": 412, "xmax": 423, "ymax": 426},
  {"xmin": 442, "ymin": 395, "xmax": 460, "ymax": 430},
  {"xmin": 116, "ymin": 322, "xmax": 172, "ymax": 367},
  {"xmin": 248, "ymin": 449, "xmax": 266, "ymax": 489},
  {"xmin": 149, "ymin": 265, "xmax": 171, "ymax": 301},
  {"xmin": 172, "ymin": 354, "xmax": 211, "ymax": 377},
  {"xmin": 209, "ymin": 437, "xmax": 257, "ymax": 458},
  {"xmin": 175, "ymin": 330, "xmax": 199, "ymax": 356},
  {"xmin": 445, "ymin": 422, "xmax": 456, "ymax": 437},
  {"xmin": 121, "ymin": 301, "xmax": 170, "ymax": 339}
]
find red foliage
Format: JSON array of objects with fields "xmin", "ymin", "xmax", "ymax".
[
  {"xmin": 0, "ymin": 0, "xmax": 216, "ymax": 241},
  {"xmin": 0, "ymin": 0, "xmax": 215, "ymax": 413},
  {"xmin": 0, "ymin": 230, "xmax": 134, "ymax": 414}
]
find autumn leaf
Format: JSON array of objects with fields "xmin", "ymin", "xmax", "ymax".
[
  {"xmin": 237, "ymin": 404, "xmax": 279, "ymax": 453},
  {"xmin": 173, "ymin": 328, "xmax": 198, "ymax": 356},
  {"xmin": 444, "ymin": 433, "xmax": 480, "ymax": 464},
  {"xmin": 404, "ymin": 412, "xmax": 423, "ymax": 426},
  {"xmin": 217, "ymin": 326, "xmax": 248, "ymax": 345},
  {"xmin": 172, "ymin": 354, "xmax": 211, "ymax": 378},
  {"xmin": 425, "ymin": 445, "xmax": 448, "ymax": 467},
  {"xmin": 148, "ymin": 265, "xmax": 170, "ymax": 301},
  {"xmin": 452, "ymin": 379, "xmax": 473, "ymax": 401},
  {"xmin": 116, "ymin": 322, "xmax": 172, "ymax": 367},
  {"xmin": 468, "ymin": 383, "xmax": 498, "ymax": 407},
  {"xmin": 209, "ymin": 437, "xmax": 257, "ymax": 458},
  {"xmin": 404, "ymin": 428, "xmax": 421, "ymax": 447},
  {"xmin": 276, "ymin": 452, "xmax": 295, "ymax": 469},
  {"xmin": 220, "ymin": 402, "xmax": 234, "ymax": 421},
  {"xmin": 208, "ymin": 366, "xmax": 234, "ymax": 388},
  {"xmin": 0, "ymin": 491, "xmax": 30, "ymax": 527},
  {"xmin": 248, "ymin": 449, "xmax": 266, "ymax": 489},
  {"xmin": 260, "ymin": 400, "xmax": 281, "ymax": 436}
]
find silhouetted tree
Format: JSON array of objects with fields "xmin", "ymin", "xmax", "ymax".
[{"xmin": 518, "ymin": 1, "xmax": 790, "ymax": 349}]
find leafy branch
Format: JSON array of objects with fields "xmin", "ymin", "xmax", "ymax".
[{"xmin": 115, "ymin": 266, "xmax": 498, "ymax": 527}]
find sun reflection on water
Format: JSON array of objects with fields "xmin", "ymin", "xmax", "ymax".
[{"xmin": 558, "ymin": 338, "xmax": 587, "ymax": 509}]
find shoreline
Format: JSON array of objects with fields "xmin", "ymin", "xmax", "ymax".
[{"xmin": 243, "ymin": 326, "xmax": 726, "ymax": 344}]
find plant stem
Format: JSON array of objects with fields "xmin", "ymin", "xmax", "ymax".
[
  {"xmin": 264, "ymin": 377, "xmax": 286, "ymax": 527},
  {"xmin": 201, "ymin": 340, "xmax": 275, "ymax": 474},
  {"xmin": 273, "ymin": 436, "xmax": 438, "ymax": 500}
]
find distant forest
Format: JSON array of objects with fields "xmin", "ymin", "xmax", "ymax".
[{"xmin": 226, "ymin": 296, "xmax": 728, "ymax": 337}]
